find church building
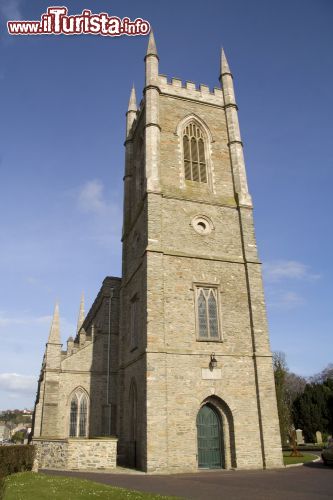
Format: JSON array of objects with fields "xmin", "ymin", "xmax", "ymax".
[{"xmin": 32, "ymin": 32, "xmax": 283, "ymax": 472}]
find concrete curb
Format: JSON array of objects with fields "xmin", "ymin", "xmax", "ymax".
[
  {"xmin": 41, "ymin": 467, "xmax": 146, "ymax": 475},
  {"xmin": 285, "ymin": 453, "xmax": 321, "ymax": 468}
]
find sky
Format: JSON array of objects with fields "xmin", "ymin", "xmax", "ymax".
[{"xmin": 0, "ymin": 0, "xmax": 332, "ymax": 410}]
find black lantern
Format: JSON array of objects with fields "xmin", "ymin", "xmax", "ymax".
[{"xmin": 209, "ymin": 353, "xmax": 217, "ymax": 370}]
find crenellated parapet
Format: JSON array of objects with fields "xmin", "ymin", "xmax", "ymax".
[{"xmin": 158, "ymin": 75, "xmax": 224, "ymax": 106}]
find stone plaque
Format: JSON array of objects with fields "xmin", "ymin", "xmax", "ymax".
[
  {"xmin": 316, "ymin": 431, "xmax": 322, "ymax": 444},
  {"xmin": 202, "ymin": 368, "xmax": 222, "ymax": 380}
]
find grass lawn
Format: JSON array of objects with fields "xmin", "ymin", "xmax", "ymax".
[
  {"xmin": 283, "ymin": 452, "xmax": 317, "ymax": 466},
  {"xmin": 3, "ymin": 472, "xmax": 177, "ymax": 500}
]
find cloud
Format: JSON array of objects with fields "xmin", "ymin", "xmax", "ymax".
[
  {"xmin": 266, "ymin": 290, "xmax": 305, "ymax": 310},
  {"xmin": 0, "ymin": 311, "xmax": 76, "ymax": 342},
  {"xmin": 263, "ymin": 260, "xmax": 320, "ymax": 283},
  {"xmin": 0, "ymin": 0, "xmax": 22, "ymax": 21},
  {"xmin": 0, "ymin": 312, "xmax": 51, "ymax": 328},
  {"xmin": 77, "ymin": 179, "xmax": 110, "ymax": 214},
  {"xmin": 0, "ymin": 373, "xmax": 36, "ymax": 396},
  {"xmin": 75, "ymin": 179, "xmax": 122, "ymax": 247},
  {"xmin": 275, "ymin": 291, "xmax": 305, "ymax": 309},
  {"xmin": 26, "ymin": 276, "xmax": 39, "ymax": 285},
  {"xmin": 24, "ymin": 276, "xmax": 53, "ymax": 293}
]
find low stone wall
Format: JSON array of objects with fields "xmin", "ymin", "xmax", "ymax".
[
  {"xmin": 33, "ymin": 437, "xmax": 118, "ymax": 470},
  {"xmin": 33, "ymin": 438, "xmax": 68, "ymax": 469},
  {"xmin": 67, "ymin": 438, "xmax": 117, "ymax": 469}
]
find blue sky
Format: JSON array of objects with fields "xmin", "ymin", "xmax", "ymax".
[{"xmin": 0, "ymin": 0, "xmax": 332, "ymax": 410}]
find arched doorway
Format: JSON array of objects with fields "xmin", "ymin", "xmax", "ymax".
[{"xmin": 196, "ymin": 404, "xmax": 224, "ymax": 469}]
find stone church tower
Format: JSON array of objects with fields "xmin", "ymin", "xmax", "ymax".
[
  {"xmin": 117, "ymin": 32, "xmax": 282, "ymax": 471},
  {"xmin": 33, "ymin": 32, "xmax": 282, "ymax": 473}
]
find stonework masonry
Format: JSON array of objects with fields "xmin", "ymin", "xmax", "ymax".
[
  {"xmin": 34, "ymin": 438, "xmax": 117, "ymax": 470},
  {"xmin": 33, "ymin": 32, "xmax": 283, "ymax": 473}
]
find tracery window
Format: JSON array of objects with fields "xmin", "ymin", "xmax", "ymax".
[
  {"xmin": 79, "ymin": 396, "xmax": 87, "ymax": 437},
  {"xmin": 69, "ymin": 389, "xmax": 88, "ymax": 437},
  {"xmin": 183, "ymin": 123, "xmax": 207, "ymax": 183},
  {"xmin": 195, "ymin": 286, "xmax": 220, "ymax": 340},
  {"xmin": 69, "ymin": 398, "xmax": 77, "ymax": 437}
]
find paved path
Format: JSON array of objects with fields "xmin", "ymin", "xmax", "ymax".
[{"xmin": 42, "ymin": 461, "xmax": 333, "ymax": 499}]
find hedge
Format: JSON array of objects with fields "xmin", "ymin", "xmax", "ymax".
[
  {"xmin": 0, "ymin": 445, "xmax": 35, "ymax": 476},
  {"xmin": 0, "ymin": 475, "xmax": 5, "ymax": 500}
]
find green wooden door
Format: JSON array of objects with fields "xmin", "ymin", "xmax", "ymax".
[{"xmin": 197, "ymin": 405, "xmax": 223, "ymax": 469}]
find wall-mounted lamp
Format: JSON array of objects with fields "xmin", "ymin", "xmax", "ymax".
[{"xmin": 209, "ymin": 353, "xmax": 217, "ymax": 370}]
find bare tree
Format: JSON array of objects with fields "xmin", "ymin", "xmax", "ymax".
[
  {"xmin": 309, "ymin": 364, "xmax": 333, "ymax": 384},
  {"xmin": 273, "ymin": 352, "xmax": 292, "ymax": 445}
]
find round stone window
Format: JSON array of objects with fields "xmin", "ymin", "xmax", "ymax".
[{"xmin": 191, "ymin": 215, "xmax": 214, "ymax": 235}]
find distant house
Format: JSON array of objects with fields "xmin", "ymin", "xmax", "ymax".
[{"xmin": 22, "ymin": 409, "xmax": 33, "ymax": 416}]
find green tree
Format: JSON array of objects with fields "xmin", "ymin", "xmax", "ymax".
[
  {"xmin": 292, "ymin": 379, "xmax": 333, "ymax": 442},
  {"xmin": 1, "ymin": 412, "xmax": 32, "ymax": 426},
  {"xmin": 11, "ymin": 431, "xmax": 25, "ymax": 444}
]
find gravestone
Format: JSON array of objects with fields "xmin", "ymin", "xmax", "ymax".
[
  {"xmin": 296, "ymin": 429, "xmax": 304, "ymax": 445},
  {"xmin": 316, "ymin": 431, "xmax": 322, "ymax": 444}
]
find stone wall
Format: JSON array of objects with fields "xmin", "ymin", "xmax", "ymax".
[
  {"xmin": 34, "ymin": 438, "xmax": 68, "ymax": 469},
  {"xmin": 67, "ymin": 438, "xmax": 118, "ymax": 469},
  {"xmin": 33, "ymin": 438, "xmax": 118, "ymax": 470}
]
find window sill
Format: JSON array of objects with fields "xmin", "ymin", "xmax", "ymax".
[{"xmin": 196, "ymin": 338, "xmax": 223, "ymax": 343}]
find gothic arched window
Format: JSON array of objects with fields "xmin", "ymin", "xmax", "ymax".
[
  {"xmin": 196, "ymin": 286, "xmax": 220, "ymax": 340},
  {"xmin": 69, "ymin": 389, "xmax": 88, "ymax": 438},
  {"xmin": 183, "ymin": 123, "xmax": 207, "ymax": 183},
  {"xmin": 69, "ymin": 398, "xmax": 78, "ymax": 437}
]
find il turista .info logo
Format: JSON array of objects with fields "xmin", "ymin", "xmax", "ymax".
[{"xmin": 7, "ymin": 6, "xmax": 150, "ymax": 37}]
